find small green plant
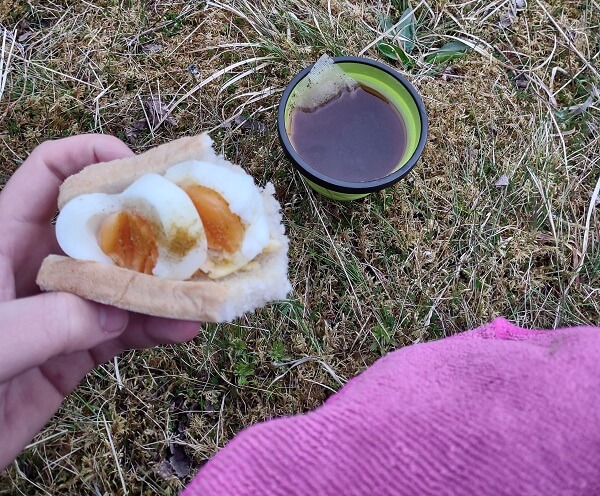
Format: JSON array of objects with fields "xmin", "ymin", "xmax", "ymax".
[
  {"xmin": 424, "ymin": 41, "xmax": 471, "ymax": 64},
  {"xmin": 370, "ymin": 308, "xmax": 398, "ymax": 355},
  {"xmin": 230, "ymin": 339, "xmax": 256, "ymax": 386},
  {"xmin": 270, "ymin": 340, "xmax": 291, "ymax": 363},
  {"xmin": 162, "ymin": 10, "xmax": 183, "ymax": 36},
  {"xmin": 376, "ymin": 9, "xmax": 416, "ymax": 69},
  {"xmin": 234, "ymin": 361, "xmax": 256, "ymax": 386}
]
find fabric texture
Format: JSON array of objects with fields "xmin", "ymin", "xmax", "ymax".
[{"xmin": 182, "ymin": 318, "xmax": 600, "ymax": 495}]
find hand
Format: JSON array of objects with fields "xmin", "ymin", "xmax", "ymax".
[{"xmin": 0, "ymin": 135, "xmax": 200, "ymax": 470}]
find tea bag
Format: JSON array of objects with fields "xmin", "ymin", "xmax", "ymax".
[{"xmin": 293, "ymin": 54, "xmax": 359, "ymax": 111}]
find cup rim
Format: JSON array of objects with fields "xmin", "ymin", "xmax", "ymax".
[{"xmin": 277, "ymin": 56, "xmax": 428, "ymax": 194}]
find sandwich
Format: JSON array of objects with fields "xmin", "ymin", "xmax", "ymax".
[{"xmin": 36, "ymin": 133, "xmax": 291, "ymax": 322}]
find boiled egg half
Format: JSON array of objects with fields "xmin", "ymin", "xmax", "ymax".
[
  {"xmin": 56, "ymin": 173, "xmax": 207, "ymax": 280},
  {"xmin": 55, "ymin": 163, "xmax": 270, "ymax": 280},
  {"xmin": 164, "ymin": 160, "xmax": 270, "ymax": 278}
]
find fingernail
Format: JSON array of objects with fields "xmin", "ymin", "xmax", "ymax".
[{"xmin": 99, "ymin": 306, "xmax": 129, "ymax": 334}]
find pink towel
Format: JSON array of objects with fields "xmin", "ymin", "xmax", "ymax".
[{"xmin": 183, "ymin": 318, "xmax": 600, "ymax": 495}]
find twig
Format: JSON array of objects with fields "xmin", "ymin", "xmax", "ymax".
[{"xmin": 113, "ymin": 356, "xmax": 123, "ymax": 390}]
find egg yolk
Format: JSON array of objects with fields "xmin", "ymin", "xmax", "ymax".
[
  {"xmin": 183, "ymin": 185, "xmax": 244, "ymax": 254},
  {"xmin": 98, "ymin": 211, "xmax": 158, "ymax": 274}
]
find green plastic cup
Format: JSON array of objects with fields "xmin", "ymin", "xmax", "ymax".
[{"xmin": 277, "ymin": 56, "xmax": 428, "ymax": 201}]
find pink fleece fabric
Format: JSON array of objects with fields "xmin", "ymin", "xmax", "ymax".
[{"xmin": 183, "ymin": 318, "xmax": 600, "ymax": 495}]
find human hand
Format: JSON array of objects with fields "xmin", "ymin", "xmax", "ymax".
[{"xmin": 0, "ymin": 135, "xmax": 200, "ymax": 470}]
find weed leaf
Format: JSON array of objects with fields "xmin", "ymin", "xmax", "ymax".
[
  {"xmin": 392, "ymin": 0, "xmax": 408, "ymax": 11},
  {"xmin": 377, "ymin": 12, "xmax": 394, "ymax": 34},
  {"xmin": 396, "ymin": 9, "xmax": 416, "ymax": 52},
  {"xmin": 377, "ymin": 9, "xmax": 416, "ymax": 53},
  {"xmin": 425, "ymin": 41, "xmax": 470, "ymax": 64},
  {"xmin": 377, "ymin": 41, "xmax": 413, "ymax": 68}
]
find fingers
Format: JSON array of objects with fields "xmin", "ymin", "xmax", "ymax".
[
  {"xmin": 130, "ymin": 316, "xmax": 201, "ymax": 347},
  {"xmin": 21, "ymin": 316, "xmax": 201, "ymax": 400},
  {"xmin": 0, "ymin": 254, "xmax": 15, "ymax": 302},
  {"xmin": 0, "ymin": 292, "xmax": 129, "ymax": 382},
  {"xmin": 89, "ymin": 316, "xmax": 201, "ymax": 366},
  {"xmin": 0, "ymin": 134, "xmax": 133, "ymax": 296},
  {"xmin": 0, "ymin": 134, "xmax": 133, "ymax": 226}
]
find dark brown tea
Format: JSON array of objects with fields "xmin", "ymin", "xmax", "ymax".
[{"xmin": 289, "ymin": 85, "xmax": 407, "ymax": 182}]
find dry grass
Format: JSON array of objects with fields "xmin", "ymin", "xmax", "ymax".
[{"xmin": 0, "ymin": 0, "xmax": 599, "ymax": 493}]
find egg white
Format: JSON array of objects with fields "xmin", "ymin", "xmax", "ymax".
[
  {"xmin": 164, "ymin": 161, "xmax": 270, "ymax": 278},
  {"xmin": 56, "ymin": 193, "xmax": 122, "ymax": 266},
  {"xmin": 56, "ymin": 173, "xmax": 207, "ymax": 281}
]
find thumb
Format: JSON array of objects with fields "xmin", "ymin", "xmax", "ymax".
[{"xmin": 0, "ymin": 292, "xmax": 129, "ymax": 382}]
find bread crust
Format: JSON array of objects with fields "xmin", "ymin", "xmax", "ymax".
[
  {"xmin": 38, "ymin": 134, "xmax": 291, "ymax": 322},
  {"xmin": 37, "ymin": 255, "xmax": 230, "ymax": 320},
  {"xmin": 58, "ymin": 134, "xmax": 218, "ymax": 208}
]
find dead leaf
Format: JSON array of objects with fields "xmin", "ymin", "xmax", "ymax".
[
  {"xmin": 18, "ymin": 31, "xmax": 34, "ymax": 42},
  {"xmin": 144, "ymin": 97, "xmax": 177, "ymax": 128},
  {"xmin": 124, "ymin": 119, "xmax": 147, "ymax": 141},
  {"xmin": 169, "ymin": 442, "xmax": 191, "ymax": 478},
  {"xmin": 500, "ymin": 0, "xmax": 525, "ymax": 28},
  {"xmin": 565, "ymin": 88, "xmax": 598, "ymax": 116},
  {"xmin": 499, "ymin": 12, "xmax": 516, "ymax": 28},
  {"xmin": 177, "ymin": 415, "xmax": 189, "ymax": 434},
  {"xmin": 169, "ymin": 395, "xmax": 185, "ymax": 412},
  {"xmin": 124, "ymin": 97, "xmax": 176, "ymax": 138},
  {"xmin": 142, "ymin": 43, "xmax": 163, "ymax": 54},
  {"xmin": 494, "ymin": 174, "xmax": 509, "ymax": 187},
  {"xmin": 566, "ymin": 96, "xmax": 593, "ymax": 116},
  {"xmin": 515, "ymin": 73, "xmax": 529, "ymax": 89},
  {"xmin": 440, "ymin": 66, "xmax": 462, "ymax": 82},
  {"xmin": 536, "ymin": 232, "xmax": 555, "ymax": 245},
  {"xmin": 234, "ymin": 115, "xmax": 266, "ymax": 134},
  {"xmin": 155, "ymin": 460, "xmax": 174, "ymax": 479}
]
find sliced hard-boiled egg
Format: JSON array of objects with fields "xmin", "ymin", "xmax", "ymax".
[
  {"xmin": 164, "ymin": 161, "xmax": 270, "ymax": 279},
  {"xmin": 56, "ymin": 173, "xmax": 207, "ymax": 280}
]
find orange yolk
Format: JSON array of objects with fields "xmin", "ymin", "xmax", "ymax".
[
  {"xmin": 183, "ymin": 185, "xmax": 244, "ymax": 254},
  {"xmin": 98, "ymin": 211, "xmax": 158, "ymax": 274}
]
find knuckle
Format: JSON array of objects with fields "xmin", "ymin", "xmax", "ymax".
[
  {"xmin": 42, "ymin": 292, "xmax": 96, "ymax": 350},
  {"xmin": 32, "ymin": 140, "xmax": 53, "ymax": 158}
]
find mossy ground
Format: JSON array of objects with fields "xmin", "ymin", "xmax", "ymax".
[{"xmin": 0, "ymin": 0, "xmax": 598, "ymax": 494}]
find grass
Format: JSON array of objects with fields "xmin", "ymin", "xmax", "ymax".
[{"xmin": 0, "ymin": 0, "xmax": 599, "ymax": 493}]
